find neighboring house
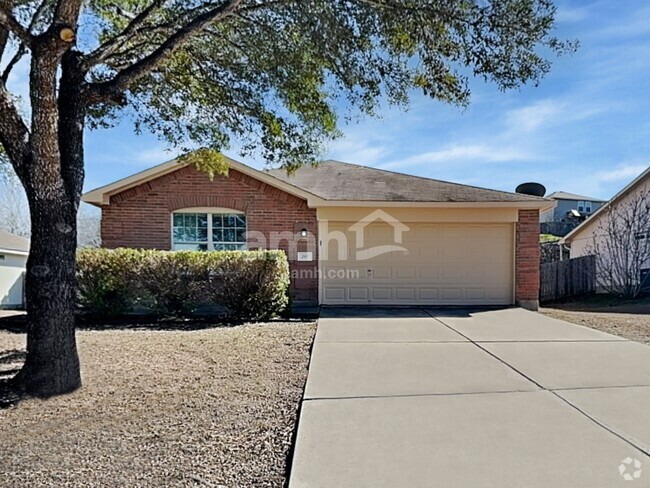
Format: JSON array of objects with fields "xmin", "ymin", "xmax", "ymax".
[
  {"xmin": 0, "ymin": 230, "xmax": 29, "ymax": 308},
  {"xmin": 82, "ymin": 158, "xmax": 553, "ymax": 310},
  {"xmin": 561, "ymin": 166, "xmax": 650, "ymax": 291},
  {"xmin": 540, "ymin": 191, "xmax": 606, "ymax": 237}
]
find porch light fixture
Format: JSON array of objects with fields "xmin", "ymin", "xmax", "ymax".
[{"xmin": 300, "ymin": 228, "xmax": 309, "ymax": 237}]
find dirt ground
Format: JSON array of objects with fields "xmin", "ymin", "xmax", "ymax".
[
  {"xmin": 0, "ymin": 320, "xmax": 316, "ymax": 487},
  {"xmin": 541, "ymin": 296, "xmax": 650, "ymax": 344}
]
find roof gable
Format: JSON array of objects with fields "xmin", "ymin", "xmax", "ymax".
[
  {"xmin": 82, "ymin": 156, "xmax": 319, "ymax": 206},
  {"xmin": 562, "ymin": 166, "xmax": 650, "ymax": 243}
]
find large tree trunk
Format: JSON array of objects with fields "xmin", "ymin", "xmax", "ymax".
[
  {"xmin": 13, "ymin": 190, "xmax": 81, "ymax": 396},
  {"xmin": 10, "ymin": 41, "xmax": 85, "ymax": 398}
]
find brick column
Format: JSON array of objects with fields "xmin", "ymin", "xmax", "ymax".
[{"xmin": 515, "ymin": 209, "xmax": 541, "ymax": 311}]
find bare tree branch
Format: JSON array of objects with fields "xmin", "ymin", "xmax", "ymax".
[
  {"xmin": 1, "ymin": 0, "xmax": 51, "ymax": 83},
  {"xmin": 0, "ymin": 3, "xmax": 33, "ymax": 47},
  {"xmin": 589, "ymin": 186, "xmax": 650, "ymax": 297},
  {"xmin": 86, "ymin": 0, "xmax": 243, "ymax": 103},
  {"xmin": 0, "ymin": 84, "xmax": 30, "ymax": 178},
  {"xmin": 0, "ymin": 0, "xmax": 10, "ymax": 60}
]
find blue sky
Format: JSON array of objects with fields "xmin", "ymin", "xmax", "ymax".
[{"xmin": 8, "ymin": 1, "xmax": 650, "ymax": 201}]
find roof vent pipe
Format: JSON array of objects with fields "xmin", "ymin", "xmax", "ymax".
[{"xmin": 515, "ymin": 182, "xmax": 546, "ymax": 197}]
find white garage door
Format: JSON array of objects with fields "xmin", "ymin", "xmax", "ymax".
[{"xmin": 321, "ymin": 222, "xmax": 514, "ymax": 305}]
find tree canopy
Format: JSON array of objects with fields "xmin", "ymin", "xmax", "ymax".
[
  {"xmin": 2, "ymin": 0, "xmax": 574, "ymax": 171},
  {"xmin": 0, "ymin": 0, "xmax": 573, "ymax": 398}
]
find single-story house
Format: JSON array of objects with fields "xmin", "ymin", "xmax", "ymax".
[
  {"xmin": 561, "ymin": 166, "xmax": 650, "ymax": 283},
  {"xmin": 82, "ymin": 158, "xmax": 554, "ymax": 310},
  {"xmin": 0, "ymin": 230, "xmax": 29, "ymax": 308}
]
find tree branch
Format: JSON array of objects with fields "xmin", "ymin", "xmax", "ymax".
[
  {"xmin": 53, "ymin": 0, "xmax": 83, "ymax": 26},
  {"xmin": 0, "ymin": 3, "xmax": 33, "ymax": 48},
  {"xmin": 86, "ymin": 0, "xmax": 243, "ymax": 103},
  {"xmin": 1, "ymin": 0, "xmax": 51, "ymax": 84},
  {"xmin": 0, "ymin": 84, "xmax": 30, "ymax": 179},
  {"xmin": 82, "ymin": 0, "xmax": 166, "ymax": 69}
]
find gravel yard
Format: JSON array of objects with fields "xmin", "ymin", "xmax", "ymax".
[
  {"xmin": 0, "ymin": 320, "xmax": 316, "ymax": 487},
  {"xmin": 541, "ymin": 298, "xmax": 650, "ymax": 344}
]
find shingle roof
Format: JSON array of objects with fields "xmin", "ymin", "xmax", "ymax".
[
  {"xmin": 546, "ymin": 191, "xmax": 606, "ymax": 202},
  {"xmin": 0, "ymin": 230, "xmax": 29, "ymax": 253},
  {"xmin": 266, "ymin": 160, "xmax": 547, "ymax": 203}
]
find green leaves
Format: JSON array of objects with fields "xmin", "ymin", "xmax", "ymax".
[
  {"xmin": 80, "ymin": 0, "xmax": 573, "ymax": 171},
  {"xmin": 178, "ymin": 149, "xmax": 229, "ymax": 181},
  {"xmin": 76, "ymin": 248, "xmax": 290, "ymax": 319}
]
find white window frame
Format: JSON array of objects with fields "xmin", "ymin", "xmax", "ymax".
[
  {"xmin": 584, "ymin": 201, "xmax": 592, "ymax": 213},
  {"xmin": 171, "ymin": 207, "xmax": 247, "ymax": 251},
  {"xmin": 577, "ymin": 200, "xmax": 585, "ymax": 212}
]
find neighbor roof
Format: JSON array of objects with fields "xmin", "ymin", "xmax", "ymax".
[
  {"xmin": 546, "ymin": 191, "xmax": 606, "ymax": 202},
  {"xmin": 266, "ymin": 160, "xmax": 547, "ymax": 203},
  {"xmin": 562, "ymin": 165, "xmax": 650, "ymax": 244},
  {"xmin": 0, "ymin": 230, "xmax": 30, "ymax": 255}
]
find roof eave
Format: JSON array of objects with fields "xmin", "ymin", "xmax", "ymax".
[
  {"xmin": 0, "ymin": 248, "xmax": 29, "ymax": 256},
  {"xmin": 312, "ymin": 200, "xmax": 555, "ymax": 210}
]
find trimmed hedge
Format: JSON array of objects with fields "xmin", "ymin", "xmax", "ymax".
[{"xmin": 76, "ymin": 248, "xmax": 290, "ymax": 320}]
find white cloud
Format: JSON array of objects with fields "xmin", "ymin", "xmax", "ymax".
[
  {"xmin": 505, "ymin": 99, "xmax": 564, "ymax": 132},
  {"xmin": 325, "ymin": 136, "xmax": 390, "ymax": 166},
  {"xmin": 379, "ymin": 143, "xmax": 535, "ymax": 170},
  {"xmin": 504, "ymin": 98, "xmax": 608, "ymax": 134},
  {"xmin": 595, "ymin": 164, "xmax": 649, "ymax": 183},
  {"xmin": 555, "ymin": 5, "xmax": 592, "ymax": 23},
  {"xmin": 133, "ymin": 147, "xmax": 178, "ymax": 166}
]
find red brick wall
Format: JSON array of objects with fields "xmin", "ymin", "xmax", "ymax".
[
  {"xmin": 101, "ymin": 166, "xmax": 318, "ymax": 303},
  {"xmin": 515, "ymin": 209, "xmax": 541, "ymax": 304}
]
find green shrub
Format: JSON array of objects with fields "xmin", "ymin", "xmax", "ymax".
[
  {"xmin": 76, "ymin": 248, "xmax": 142, "ymax": 316},
  {"xmin": 137, "ymin": 250, "xmax": 208, "ymax": 316},
  {"xmin": 204, "ymin": 250, "xmax": 290, "ymax": 321},
  {"xmin": 76, "ymin": 248, "xmax": 290, "ymax": 320}
]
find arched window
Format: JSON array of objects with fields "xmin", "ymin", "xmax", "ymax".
[{"xmin": 172, "ymin": 208, "xmax": 247, "ymax": 251}]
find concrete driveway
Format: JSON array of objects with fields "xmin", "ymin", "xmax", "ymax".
[{"xmin": 289, "ymin": 307, "xmax": 650, "ymax": 488}]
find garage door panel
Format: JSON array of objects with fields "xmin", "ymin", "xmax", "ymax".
[
  {"xmin": 395, "ymin": 267, "xmax": 416, "ymax": 279},
  {"xmin": 418, "ymin": 288, "xmax": 439, "ymax": 300},
  {"xmin": 372, "ymin": 266, "xmax": 393, "ymax": 279},
  {"xmin": 396, "ymin": 288, "xmax": 416, "ymax": 300},
  {"xmin": 321, "ymin": 222, "xmax": 514, "ymax": 305},
  {"xmin": 348, "ymin": 287, "xmax": 369, "ymax": 301},
  {"xmin": 372, "ymin": 288, "xmax": 393, "ymax": 300},
  {"xmin": 466, "ymin": 288, "xmax": 486, "ymax": 300},
  {"xmin": 418, "ymin": 266, "xmax": 440, "ymax": 280},
  {"xmin": 324, "ymin": 287, "xmax": 346, "ymax": 301}
]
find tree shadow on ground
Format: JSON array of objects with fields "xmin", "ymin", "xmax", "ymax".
[
  {"xmin": 0, "ymin": 349, "xmax": 26, "ymax": 408},
  {"xmin": 543, "ymin": 295, "xmax": 650, "ymax": 315},
  {"xmin": 0, "ymin": 313, "xmax": 315, "ymax": 333},
  {"xmin": 0, "ymin": 379, "xmax": 23, "ymax": 409}
]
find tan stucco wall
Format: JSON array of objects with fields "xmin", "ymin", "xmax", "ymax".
[{"xmin": 317, "ymin": 207, "xmax": 519, "ymax": 223}]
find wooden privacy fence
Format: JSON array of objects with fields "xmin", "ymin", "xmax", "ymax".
[{"xmin": 540, "ymin": 255, "xmax": 596, "ymax": 303}]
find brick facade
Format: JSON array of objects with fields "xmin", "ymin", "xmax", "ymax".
[
  {"xmin": 515, "ymin": 209, "xmax": 541, "ymax": 309},
  {"xmin": 101, "ymin": 166, "xmax": 319, "ymax": 303},
  {"xmin": 99, "ymin": 165, "xmax": 541, "ymax": 308}
]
